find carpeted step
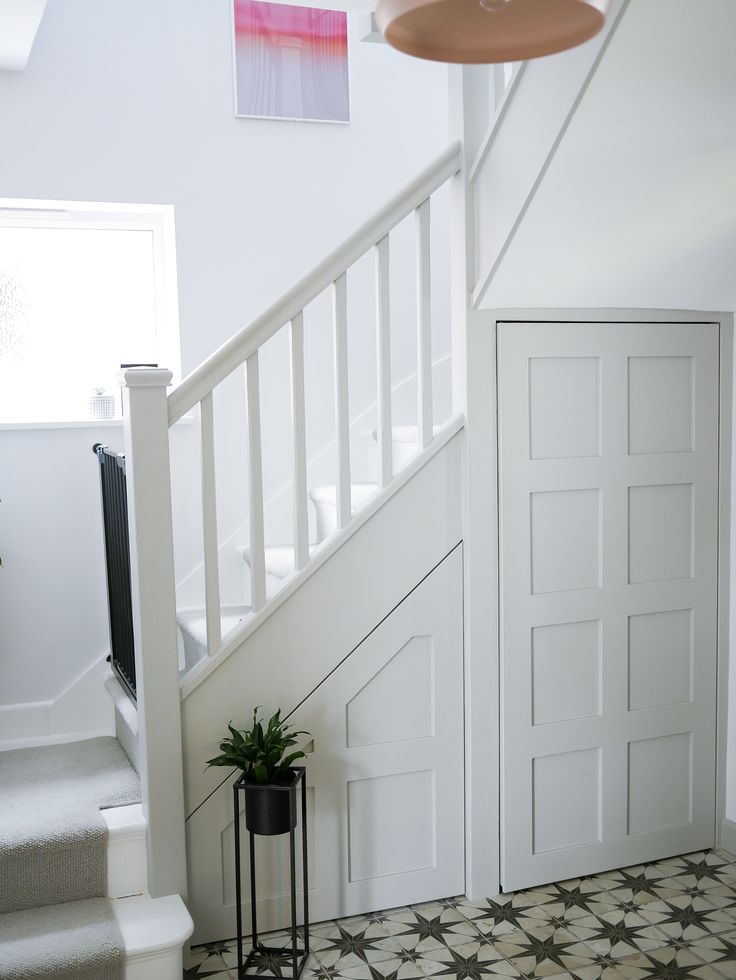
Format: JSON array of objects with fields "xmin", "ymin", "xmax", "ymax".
[
  {"xmin": 0, "ymin": 897, "xmax": 123, "ymax": 980},
  {"xmin": 0, "ymin": 737, "xmax": 139, "ymax": 914}
]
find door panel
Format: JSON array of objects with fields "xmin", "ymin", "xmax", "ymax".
[{"xmin": 498, "ymin": 322, "xmax": 719, "ymax": 891}]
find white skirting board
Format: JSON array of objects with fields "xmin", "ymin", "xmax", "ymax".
[
  {"xmin": 0, "ymin": 655, "xmax": 114, "ymax": 747},
  {"xmin": 720, "ymin": 818, "xmax": 736, "ymax": 857}
]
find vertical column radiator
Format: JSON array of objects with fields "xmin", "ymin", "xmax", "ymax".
[{"xmin": 93, "ymin": 443, "xmax": 136, "ymax": 699}]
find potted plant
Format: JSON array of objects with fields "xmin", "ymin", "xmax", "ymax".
[
  {"xmin": 207, "ymin": 707, "xmax": 309, "ymax": 836},
  {"xmin": 89, "ymin": 386, "xmax": 117, "ymax": 419}
]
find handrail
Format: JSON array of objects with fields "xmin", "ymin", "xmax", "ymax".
[{"xmin": 167, "ymin": 141, "xmax": 462, "ymax": 425}]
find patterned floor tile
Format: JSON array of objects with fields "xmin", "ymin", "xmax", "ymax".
[
  {"xmin": 637, "ymin": 944, "xmax": 723, "ymax": 977},
  {"xmin": 683, "ymin": 930, "xmax": 736, "ymax": 978},
  {"xmin": 387, "ymin": 906, "xmax": 484, "ymax": 954},
  {"xmin": 308, "ymin": 920, "xmax": 405, "ymax": 971},
  {"xmin": 593, "ymin": 866, "xmax": 686, "ymax": 910},
  {"xmin": 424, "ymin": 940, "xmax": 522, "ymax": 977},
  {"xmin": 562, "ymin": 906, "xmax": 672, "ymax": 959},
  {"xmin": 219, "ymin": 944, "xmax": 323, "ymax": 978},
  {"xmin": 458, "ymin": 894, "xmax": 564, "ymax": 939},
  {"xmin": 185, "ymin": 946, "xmax": 232, "ymax": 978},
  {"xmin": 520, "ymin": 881, "xmax": 622, "ymax": 923},
  {"xmin": 492, "ymin": 924, "xmax": 598, "ymax": 977},
  {"xmin": 638, "ymin": 894, "xmax": 736, "ymax": 942}
]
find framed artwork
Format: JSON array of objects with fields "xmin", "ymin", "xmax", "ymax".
[{"xmin": 232, "ymin": 0, "xmax": 350, "ymax": 123}]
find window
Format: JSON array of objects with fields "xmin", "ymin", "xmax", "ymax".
[{"xmin": 0, "ymin": 201, "xmax": 180, "ymax": 425}]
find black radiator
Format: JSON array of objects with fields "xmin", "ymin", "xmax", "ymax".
[{"xmin": 93, "ymin": 444, "xmax": 136, "ymax": 700}]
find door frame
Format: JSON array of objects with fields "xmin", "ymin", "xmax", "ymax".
[{"xmin": 462, "ymin": 307, "xmax": 733, "ymax": 900}]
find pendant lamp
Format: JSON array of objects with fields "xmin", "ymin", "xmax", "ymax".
[{"xmin": 374, "ymin": 0, "xmax": 609, "ymax": 64}]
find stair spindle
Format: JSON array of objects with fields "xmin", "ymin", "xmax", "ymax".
[
  {"xmin": 246, "ymin": 352, "xmax": 267, "ymax": 611},
  {"xmin": 332, "ymin": 272, "xmax": 351, "ymax": 529},
  {"xmin": 200, "ymin": 392, "xmax": 222, "ymax": 656},
  {"xmin": 289, "ymin": 311, "xmax": 310, "ymax": 570},
  {"xmin": 375, "ymin": 235, "xmax": 393, "ymax": 489},
  {"xmin": 416, "ymin": 198, "xmax": 433, "ymax": 450}
]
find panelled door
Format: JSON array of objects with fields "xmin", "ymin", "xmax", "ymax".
[{"xmin": 498, "ymin": 321, "xmax": 719, "ymax": 891}]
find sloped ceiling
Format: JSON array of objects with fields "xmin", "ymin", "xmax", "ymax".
[
  {"xmin": 0, "ymin": 0, "xmax": 47, "ymax": 71},
  {"xmin": 483, "ymin": 0, "xmax": 736, "ymax": 312}
]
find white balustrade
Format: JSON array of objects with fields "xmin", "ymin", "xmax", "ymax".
[{"xmin": 169, "ymin": 145, "xmax": 461, "ymax": 655}]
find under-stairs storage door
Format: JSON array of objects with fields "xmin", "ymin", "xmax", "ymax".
[
  {"xmin": 497, "ymin": 321, "xmax": 719, "ymax": 892},
  {"xmin": 186, "ymin": 545, "xmax": 464, "ymax": 943},
  {"xmin": 302, "ymin": 543, "xmax": 465, "ymax": 917}
]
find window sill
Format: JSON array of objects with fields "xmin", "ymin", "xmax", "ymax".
[{"xmin": 0, "ymin": 415, "xmax": 194, "ymax": 431}]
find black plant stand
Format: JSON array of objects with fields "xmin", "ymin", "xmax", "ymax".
[{"xmin": 233, "ymin": 767, "xmax": 310, "ymax": 979}]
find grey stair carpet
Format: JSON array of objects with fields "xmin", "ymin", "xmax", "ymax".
[
  {"xmin": 0, "ymin": 897, "xmax": 123, "ymax": 980},
  {"xmin": 0, "ymin": 736, "xmax": 139, "ymax": 914}
]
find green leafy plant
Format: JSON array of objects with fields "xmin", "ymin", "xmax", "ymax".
[{"xmin": 207, "ymin": 707, "xmax": 309, "ymax": 784}]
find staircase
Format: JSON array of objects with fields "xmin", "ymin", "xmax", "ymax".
[{"xmin": 0, "ymin": 734, "xmax": 192, "ymax": 979}]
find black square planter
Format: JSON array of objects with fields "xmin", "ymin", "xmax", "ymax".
[{"xmin": 233, "ymin": 767, "xmax": 310, "ymax": 979}]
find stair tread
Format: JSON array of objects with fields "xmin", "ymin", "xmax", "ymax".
[
  {"xmin": 0, "ymin": 894, "xmax": 193, "ymax": 977},
  {"xmin": 177, "ymin": 605, "xmax": 252, "ymax": 645},
  {"xmin": 370, "ymin": 424, "xmax": 442, "ymax": 443},
  {"xmin": 0, "ymin": 737, "xmax": 140, "ymax": 914},
  {"xmin": 308, "ymin": 482, "xmax": 377, "ymax": 503},
  {"xmin": 241, "ymin": 544, "xmax": 317, "ymax": 579},
  {"xmin": 0, "ymin": 897, "xmax": 123, "ymax": 979}
]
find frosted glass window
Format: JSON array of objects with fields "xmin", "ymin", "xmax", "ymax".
[{"xmin": 0, "ymin": 222, "xmax": 163, "ymax": 422}]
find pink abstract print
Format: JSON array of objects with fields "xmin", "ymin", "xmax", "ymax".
[{"xmin": 234, "ymin": 1, "xmax": 350, "ymax": 122}]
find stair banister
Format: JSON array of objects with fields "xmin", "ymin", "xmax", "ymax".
[
  {"xmin": 122, "ymin": 367, "xmax": 188, "ymax": 901},
  {"xmin": 159, "ymin": 140, "xmax": 463, "ymax": 671},
  {"xmin": 167, "ymin": 142, "xmax": 462, "ymax": 427}
]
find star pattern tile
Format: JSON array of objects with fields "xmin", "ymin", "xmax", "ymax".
[{"xmin": 187, "ymin": 848, "xmax": 736, "ymax": 980}]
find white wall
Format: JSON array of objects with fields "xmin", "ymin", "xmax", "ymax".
[
  {"xmin": 480, "ymin": 0, "xmax": 736, "ymax": 312},
  {"xmin": 0, "ymin": 0, "xmax": 449, "ymax": 710}
]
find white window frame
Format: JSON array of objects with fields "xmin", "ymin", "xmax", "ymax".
[{"xmin": 0, "ymin": 198, "xmax": 181, "ymax": 429}]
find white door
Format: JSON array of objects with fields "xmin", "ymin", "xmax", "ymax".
[{"xmin": 497, "ymin": 321, "xmax": 719, "ymax": 891}]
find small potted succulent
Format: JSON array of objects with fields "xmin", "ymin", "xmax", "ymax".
[
  {"xmin": 207, "ymin": 707, "xmax": 309, "ymax": 836},
  {"xmin": 89, "ymin": 386, "xmax": 117, "ymax": 419}
]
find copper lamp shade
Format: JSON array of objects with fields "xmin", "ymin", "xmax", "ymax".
[{"xmin": 375, "ymin": 0, "xmax": 609, "ymax": 64}]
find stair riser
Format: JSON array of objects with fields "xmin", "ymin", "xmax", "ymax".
[
  {"xmin": 103, "ymin": 804, "xmax": 148, "ymax": 900},
  {"xmin": 124, "ymin": 946, "xmax": 184, "ymax": 980}
]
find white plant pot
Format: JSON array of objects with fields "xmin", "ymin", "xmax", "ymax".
[{"xmin": 89, "ymin": 394, "xmax": 117, "ymax": 419}]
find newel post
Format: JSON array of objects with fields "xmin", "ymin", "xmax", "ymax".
[{"xmin": 123, "ymin": 367, "xmax": 188, "ymax": 902}]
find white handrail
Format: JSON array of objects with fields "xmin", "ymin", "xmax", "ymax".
[{"xmin": 167, "ymin": 142, "xmax": 462, "ymax": 425}]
